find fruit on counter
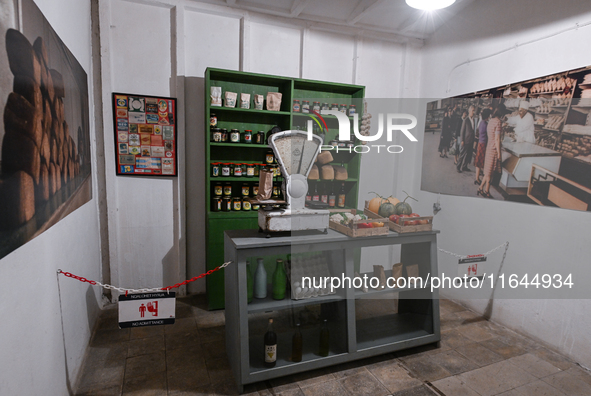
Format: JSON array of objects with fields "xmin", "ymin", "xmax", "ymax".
[
  {"xmin": 357, "ymin": 222, "xmax": 373, "ymax": 229},
  {"xmin": 368, "ymin": 194, "xmax": 386, "ymax": 213},
  {"xmin": 372, "ymin": 221, "xmax": 384, "ymax": 228},
  {"xmin": 378, "ymin": 200, "xmax": 396, "ymax": 218},
  {"xmin": 394, "ymin": 191, "xmax": 418, "ymax": 215},
  {"xmin": 389, "ymin": 214, "xmax": 400, "ymax": 224}
]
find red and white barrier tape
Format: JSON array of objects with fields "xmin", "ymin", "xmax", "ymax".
[{"xmin": 57, "ymin": 261, "xmax": 232, "ymax": 294}]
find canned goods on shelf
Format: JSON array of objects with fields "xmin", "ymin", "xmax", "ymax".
[
  {"xmin": 221, "ymin": 163, "xmax": 231, "ymax": 177},
  {"xmin": 211, "ymin": 128, "xmax": 221, "ymax": 142},
  {"xmin": 331, "ymin": 103, "xmax": 339, "ymax": 111},
  {"xmin": 246, "ymin": 164, "xmax": 255, "ymax": 177},
  {"xmin": 211, "ymin": 196, "xmax": 222, "ymax": 212},
  {"xmin": 256, "ymin": 131, "xmax": 266, "ymax": 145},
  {"xmin": 242, "ymin": 198, "xmax": 251, "ymax": 211},
  {"xmin": 253, "ymin": 185, "xmax": 259, "ymax": 196},
  {"xmin": 221, "ymin": 128, "xmax": 229, "ymax": 142},
  {"xmin": 348, "ymin": 104, "xmax": 356, "ymax": 116},
  {"xmin": 210, "ymin": 113, "xmax": 217, "ymax": 127},
  {"xmin": 222, "ymin": 196, "xmax": 232, "ymax": 212},
  {"xmin": 313, "ymin": 101, "xmax": 321, "ymax": 112},
  {"xmin": 241, "ymin": 184, "xmax": 250, "ymax": 196},
  {"xmin": 233, "ymin": 163, "xmax": 243, "ymax": 177},
  {"xmin": 232, "ymin": 197, "xmax": 242, "ymax": 211},
  {"xmin": 223, "ymin": 183, "xmax": 232, "ymax": 196},
  {"xmin": 213, "ymin": 183, "xmax": 223, "ymax": 196},
  {"xmin": 322, "ymin": 102, "xmax": 329, "ymax": 110},
  {"xmin": 292, "ymin": 99, "xmax": 301, "ymax": 113},
  {"xmin": 244, "ymin": 130, "xmax": 252, "ymax": 143},
  {"xmin": 302, "ymin": 100, "xmax": 310, "ymax": 113},
  {"xmin": 339, "ymin": 104, "xmax": 347, "ymax": 113},
  {"xmin": 230, "ymin": 129, "xmax": 240, "ymax": 143},
  {"xmin": 265, "ymin": 150, "xmax": 274, "ymax": 164},
  {"xmin": 211, "ymin": 163, "xmax": 220, "ymax": 177}
]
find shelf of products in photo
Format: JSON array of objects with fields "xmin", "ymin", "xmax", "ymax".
[
  {"xmin": 209, "ymin": 177, "xmax": 284, "ymax": 182},
  {"xmin": 210, "ymin": 143, "xmax": 270, "ymax": 149}
]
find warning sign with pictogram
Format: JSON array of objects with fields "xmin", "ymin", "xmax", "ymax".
[{"xmin": 118, "ymin": 292, "xmax": 176, "ymax": 328}]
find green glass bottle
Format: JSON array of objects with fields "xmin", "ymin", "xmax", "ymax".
[
  {"xmin": 319, "ymin": 319, "xmax": 329, "ymax": 357},
  {"xmin": 246, "ymin": 261, "xmax": 253, "ymax": 303},
  {"xmin": 272, "ymin": 259, "xmax": 287, "ymax": 300}
]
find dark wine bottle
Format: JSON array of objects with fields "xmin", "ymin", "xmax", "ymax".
[
  {"xmin": 312, "ymin": 181, "xmax": 320, "ymax": 202},
  {"xmin": 337, "ymin": 183, "xmax": 346, "ymax": 208},
  {"xmin": 328, "ymin": 183, "xmax": 336, "ymax": 208},
  {"xmin": 319, "ymin": 319, "xmax": 329, "ymax": 357},
  {"xmin": 264, "ymin": 318, "xmax": 277, "ymax": 367},
  {"xmin": 291, "ymin": 323, "xmax": 303, "ymax": 362}
]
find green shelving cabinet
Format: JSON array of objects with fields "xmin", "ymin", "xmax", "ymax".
[{"xmin": 205, "ymin": 68, "xmax": 365, "ymax": 309}]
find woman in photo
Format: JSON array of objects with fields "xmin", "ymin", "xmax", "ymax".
[
  {"xmin": 478, "ymin": 104, "xmax": 507, "ymax": 198},
  {"xmin": 439, "ymin": 109, "xmax": 452, "ymax": 158},
  {"xmin": 474, "ymin": 108, "xmax": 492, "ymax": 185}
]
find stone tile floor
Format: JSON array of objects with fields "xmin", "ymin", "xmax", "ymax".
[{"xmin": 75, "ymin": 295, "xmax": 591, "ymax": 395}]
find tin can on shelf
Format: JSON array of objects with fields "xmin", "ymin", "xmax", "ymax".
[
  {"xmin": 339, "ymin": 104, "xmax": 347, "ymax": 113},
  {"xmin": 252, "ymin": 202, "xmax": 260, "ymax": 210},
  {"xmin": 223, "ymin": 183, "xmax": 232, "ymax": 196},
  {"xmin": 233, "ymin": 163, "xmax": 243, "ymax": 177},
  {"xmin": 244, "ymin": 130, "xmax": 252, "ymax": 143},
  {"xmin": 348, "ymin": 104, "xmax": 356, "ymax": 116},
  {"xmin": 254, "ymin": 164, "xmax": 260, "ymax": 177},
  {"xmin": 302, "ymin": 100, "xmax": 310, "ymax": 113},
  {"xmin": 211, "ymin": 163, "xmax": 220, "ymax": 177},
  {"xmin": 232, "ymin": 197, "xmax": 242, "ymax": 211},
  {"xmin": 265, "ymin": 150, "xmax": 274, "ymax": 164},
  {"xmin": 220, "ymin": 128, "xmax": 229, "ymax": 142},
  {"xmin": 322, "ymin": 102, "xmax": 329, "ymax": 110},
  {"xmin": 213, "ymin": 183, "xmax": 223, "ymax": 196},
  {"xmin": 253, "ymin": 184, "xmax": 259, "ymax": 197},
  {"xmin": 221, "ymin": 163, "xmax": 231, "ymax": 177},
  {"xmin": 246, "ymin": 164, "xmax": 255, "ymax": 177},
  {"xmin": 242, "ymin": 198, "xmax": 251, "ymax": 211},
  {"xmin": 256, "ymin": 131, "xmax": 266, "ymax": 145},
  {"xmin": 272, "ymin": 184, "xmax": 280, "ymax": 198},
  {"xmin": 230, "ymin": 129, "xmax": 240, "ymax": 143},
  {"xmin": 313, "ymin": 101, "xmax": 321, "ymax": 112},
  {"xmin": 292, "ymin": 99, "xmax": 301, "ymax": 113},
  {"xmin": 241, "ymin": 183, "xmax": 250, "ymax": 196},
  {"xmin": 211, "ymin": 196, "xmax": 222, "ymax": 212},
  {"xmin": 222, "ymin": 196, "xmax": 231, "ymax": 212},
  {"xmin": 211, "ymin": 128, "xmax": 221, "ymax": 142},
  {"xmin": 331, "ymin": 103, "xmax": 339, "ymax": 111}
]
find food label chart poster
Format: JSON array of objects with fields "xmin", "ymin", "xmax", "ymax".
[{"xmin": 112, "ymin": 93, "xmax": 178, "ymax": 177}]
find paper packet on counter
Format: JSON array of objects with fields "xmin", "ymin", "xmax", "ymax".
[{"xmin": 256, "ymin": 170, "xmax": 274, "ymax": 200}]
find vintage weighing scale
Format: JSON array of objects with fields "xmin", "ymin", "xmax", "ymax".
[{"xmin": 258, "ymin": 130, "xmax": 329, "ymax": 234}]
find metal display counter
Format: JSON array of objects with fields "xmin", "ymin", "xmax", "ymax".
[
  {"xmin": 224, "ymin": 228, "xmax": 440, "ymax": 393},
  {"xmin": 500, "ymin": 141, "xmax": 562, "ymax": 194}
]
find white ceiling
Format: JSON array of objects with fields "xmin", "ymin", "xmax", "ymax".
[{"xmin": 195, "ymin": 0, "xmax": 476, "ymax": 41}]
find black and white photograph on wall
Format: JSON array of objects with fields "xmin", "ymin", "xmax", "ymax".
[
  {"xmin": 0, "ymin": 0, "xmax": 92, "ymax": 260},
  {"xmin": 421, "ymin": 66, "xmax": 591, "ymax": 212}
]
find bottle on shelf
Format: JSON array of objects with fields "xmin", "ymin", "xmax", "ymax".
[
  {"xmin": 291, "ymin": 323, "xmax": 303, "ymax": 363},
  {"xmin": 264, "ymin": 318, "xmax": 277, "ymax": 368},
  {"xmin": 246, "ymin": 261, "xmax": 254, "ymax": 303},
  {"xmin": 320, "ymin": 182, "xmax": 328, "ymax": 204},
  {"xmin": 312, "ymin": 181, "xmax": 320, "ymax": 202},
  {"xmin": 319, "ymin": 319, "xmax": 330, "ymax": 357},
  {"xmin": 272, "ymin": 259, "xmax": 286, "ymax": 300},
  {"xmin": 254, "ymin": 258, "xmax": 267, "ymax": 299},
  {"xmin": 337, "ymin": 183, "xmax": 346, "ymax": 208},
  {"xmin": 328, "ymin": 184, "xmax": 336, "ymax": 208}
]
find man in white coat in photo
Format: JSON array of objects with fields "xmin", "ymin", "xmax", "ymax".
[{"xmin": 507, "ymin": 100, "xmax": 536, "ymax": 144}]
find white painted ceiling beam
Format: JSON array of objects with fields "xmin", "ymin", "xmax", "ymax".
[
  {"xmin": 347, "ymin": 0, "xmax": 387, "ymax": 26},
  {"xmin": 290, "ymin": 0, "xmax": 310, "ymax": 17}
]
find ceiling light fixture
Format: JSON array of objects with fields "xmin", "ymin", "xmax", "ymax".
[{"xmin": 405, "ymin": 0, "xmax": 456, "ymax": 11}]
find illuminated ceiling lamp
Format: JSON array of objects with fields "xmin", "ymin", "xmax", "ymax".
[{"xmin": 405, "ymin": 0, "xmax": 456, "ymax": 11}]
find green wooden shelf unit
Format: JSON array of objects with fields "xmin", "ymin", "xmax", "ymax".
[{"xmin": 205, "ymin": 68, "xmax": 365, "ymax": 310}]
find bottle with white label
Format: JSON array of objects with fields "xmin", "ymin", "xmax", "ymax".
[{"xmin": 264, "ymin": 318, "xmax": 277, "ymax": 367}]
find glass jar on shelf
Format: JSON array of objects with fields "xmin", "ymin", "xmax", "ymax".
[
  {"xmin": 223, "ymin": 183, "xmax": 232, "ymax": 197},
  {"xmin": 213, "ymin": 183, "xmax": 223, "ymax": 196},
  {"xmin": 211, "ymin": 162, "xmax": 220, "ymax": 177},
  {"xmin": 348, "ymin": 104, "xmax": 356, "ymax": 116},
  {"xmin": 221, "ymin": 163, "xmax": 231, "ymax": 177},
  {"xmin": 292, "ymin": 99, "xmax": 301, "ymax": 113},
  {"xmin": 339, "ymin": 104, "xmax": 347, "ymax": 114},
  {"xmin": 313, "ymin": 101, "xmax": 321, "ymax": 112},
  {"xmin": 232, "ymin": 197, "xmax": 242, "ymax": 211},
  {"xmin": 302, "ymin": 100, "xmax": 310, "ymax": 113},
  {"xmin": 211, "ymin": 196, "xmax": 222, "ymax": 212},
  {"xmin": 230, "ymin": 129, "xmax": 241, "ymax": 143},
  {"xmin": 220, "ymin": 128, "xmax": 229, "ymax": 142},
  {"xmin": 233, "ymin": 163, "xmax": 243, "ymax": 177},
  {"xmin": 222, "ymin": 196, "xmax": 231, "ymax": 212},
  {"xmin": 211, "ymin": 128, "xmax": 221, "ymax": 142},
  {"xmin": 244, "ymin": 129, "xmax": 253, "ymax": 144}
]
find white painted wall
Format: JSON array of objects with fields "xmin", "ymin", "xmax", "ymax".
[
  {"xmin": 0, "ymin": 0, "xmax": 103, "ymax": 394},
  {"xmin": 418, "ymin": 0, "xmax": 591, "ymax": 369}
]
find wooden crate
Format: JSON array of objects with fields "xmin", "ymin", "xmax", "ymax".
[
  {"xmin": 364, "ymin": 208, "xmax": 433, "ymax": 233},
  {"xmin": 329, "ymin": 209, "xmax": 389, "ymax": 237}
]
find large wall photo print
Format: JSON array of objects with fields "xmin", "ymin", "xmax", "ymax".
[
  {"xmin": 421, "ymin": 67, "xmax": 591, "ymax": 213},
  {"xmin": 0, "ymin": 0, "xmax": 92, "ymax": 259}
]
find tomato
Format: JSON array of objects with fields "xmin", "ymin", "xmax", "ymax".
[
  {"xmin": 389, "ymin": 214, "xmax": 400, "ymax": 224},
  {"xmin": 410, "ymin": 213, "xmax": 420, "ymax": 217},
  {"xmin": 407, "ymin": 220, "xmax": 418, "ymax": 225},
  {"xmin": 372, "ymin": 222, "xmax": 384, "ymax": 228},
  {"xmin": 398, "ymin": 214, "xmax": 409, "ymax": 226},
  {"xmin": 357, "ymin": 222, "xmax": 373, "ymax": 229},
  {"xmin": 418, "ymin": 219, "xmax": 429, "ymax": 225}
]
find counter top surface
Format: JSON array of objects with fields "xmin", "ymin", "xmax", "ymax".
[
  {"xmin": 225, "ymin": 228, "xmax": 439, "ymax": 249},
  {"xmin": 502, "ymin": 141, "xmax": 560, "ymax": 157}
]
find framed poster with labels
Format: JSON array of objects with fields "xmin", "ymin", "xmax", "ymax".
[{"xmin": 112, "ymin": 92, "xmax": 178, "ymax": 177}]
